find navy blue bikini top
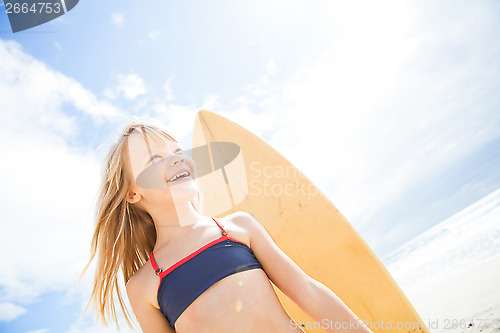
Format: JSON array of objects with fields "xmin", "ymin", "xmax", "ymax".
[{"xmin": 149, "ymin": 217, "xmax": 263, "ymax": 330}]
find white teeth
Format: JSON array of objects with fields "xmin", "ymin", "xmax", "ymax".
[{"xmin": 168, "ymin": 171, "xmax": 189, "ymax": 182}]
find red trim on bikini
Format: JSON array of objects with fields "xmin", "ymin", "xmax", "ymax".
[
  {"xmin": 212, "ymin": 217, "xmax": 226, "ymax": 233},
  {"xmin": 151, "ymin": 217, "xmax": 245, "ymax": 298},
  {"xmin": 149, "ymin": 250, "xmax": 160, "ymax": 272},
  {"xmin": 150, "ymin": 217, "xmax": 247, "ymax": 280},
  {"xmin": 158, "ymin": 234, "xmax": 228, "ymax": 279}
]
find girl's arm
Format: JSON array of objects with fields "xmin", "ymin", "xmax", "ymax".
[
  {"xmin": 126, "ymin": 275, "xmax": 176, "ymax": 333},
  {"xmin": 234, "ymin": 211, "xmax": 373, "ymax": 333}
]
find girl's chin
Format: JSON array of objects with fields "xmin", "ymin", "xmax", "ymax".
[
  {"xmin": 168, "ymin": 180, "xmax": 198, "ymax": 192},
  {"xmin": 168, "ymin": 184, "xmax": 199, "ymax": 198}
]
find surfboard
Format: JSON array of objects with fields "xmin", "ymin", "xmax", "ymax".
[{"xmin": 192, "ymin": 109, "xmax": 429, "ymax": 333}]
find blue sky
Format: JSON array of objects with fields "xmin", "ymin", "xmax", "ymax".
[{"xmin": 1, "ymin": 0, "xmax": 500, "ymax": 332}]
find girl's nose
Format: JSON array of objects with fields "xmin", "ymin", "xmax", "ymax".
[{"xmin": 170, "ymin": 156, "xmax": 185, "ymax": 167}]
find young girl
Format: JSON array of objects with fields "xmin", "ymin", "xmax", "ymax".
[{"xmin": 81, "ymin": 120, "xmax": 373, "ymax": 333}]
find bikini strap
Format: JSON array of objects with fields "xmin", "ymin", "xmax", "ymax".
[
  {"xmin": 149, "ymin": 251, "xmax": 163, "ymax": 276},
  {"xmin": 211, "ymin": 217, "xmax": 228, "ymax": 236},
  {"xmin": 150, "ymin": 218, "xmax": 225, "ymax": 276}
]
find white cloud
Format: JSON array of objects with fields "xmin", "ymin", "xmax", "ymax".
[
  {"xmin": 0, "ymin": 302, "xmax": 27, "ymax": 321},
  {"xmin": 25, "ymin": 329, "xmax": 49, "ymax": 333},
  {"xmin": 0, "ymin": 39, "xmax": 124, "ymax": 130},
  {"xmin": 117, "ymin": 74, "xmax": 146, "ymax": 100},
  {"xmin": 67, "ymin": 277, "xmax": 139, "ymax": 333},
  {"xmin": 148, "ymin": 29, "xmax": 163, "ymax": 40},
  {"xmin": 0, "ymin": 38, "xmax": 125, "ymax": 321},
  {"xmin": 110, "ymin": 13, "xmax": 124, "ymax": 28},
  {"xmin": 66, "ymin": 315, "xmax": 137, "ymax": 333},
  {"xmin": 202, "ymin": 94, "xmax": 219, "ymax": 111},
  {"xmin": 152, "ymin": 102, "xmax": 198, "ymax": 141},
  {"xmin": 265, "ymin": 60, "xmax": 277, "ymax": 76},
  {"xmin": 200, "ymin": 57, "xmax": 282, "ymax": 139},
  {"xmin": 163, "ymin": 75, "xmax": 175, "ymax": 101},
  {"xmin": 105, "ymin": 74, "xmax": 146, "ymax": 101}
]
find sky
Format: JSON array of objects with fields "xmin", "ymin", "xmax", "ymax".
[{"xmin": 1, "ymin": 0, "xmax": 500, "ymax": 332}]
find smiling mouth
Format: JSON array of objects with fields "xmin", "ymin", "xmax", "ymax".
[{"xmin": 167, "ymin": 170, "xmax": 192, "ymax": 183}]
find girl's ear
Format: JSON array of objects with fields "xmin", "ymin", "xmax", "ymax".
[{"xmin": 125, "ymin": 189, "xmax": 142, "ymax": 204}]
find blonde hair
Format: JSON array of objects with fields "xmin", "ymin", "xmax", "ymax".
[{"xmin": 79, "ymin": 120, "xmax": 203, "ymax": 329}]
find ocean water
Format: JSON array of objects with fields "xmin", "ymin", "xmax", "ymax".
[{"xmin": 382, "ymin": 187, "xmax": 500, "ymax": 294}]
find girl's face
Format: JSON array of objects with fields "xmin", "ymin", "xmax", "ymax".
[{"xmin": 126, "ymin": 132, "xmax": 198, "ymax": 205}]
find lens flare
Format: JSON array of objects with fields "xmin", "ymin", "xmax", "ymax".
[
  {"xmin": 238, "ymin": 280, "xmax": 243, "ymax": 287},
  {"xmin": 235, "ymin": 298, "xmax": 243, "ymax": 312}
]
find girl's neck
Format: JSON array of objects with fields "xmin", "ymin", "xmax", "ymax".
[{"xmin": 151, "ymin": 200, "xmax": 207, "ymax": 245}]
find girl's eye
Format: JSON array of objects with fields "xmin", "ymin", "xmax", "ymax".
[
  {"xmin": 149, "ymin": 155, "xmax": 161, "ymax": 163},
  {"xmin": 149, "ymin": 149, "xmax": 182, "ymax": 164}
]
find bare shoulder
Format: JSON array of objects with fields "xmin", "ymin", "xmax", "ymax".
[
  {"xmin": 222, "ymin": 212, "xmax": 314, "ymax": 308},
  {"xmin": 221, "ymin": 211, "xmax": 266, "ymax": 246},
  {"xmin": 126, "ymin": 264, "xmax": 175, "ymax": 332},
  {"xmin": 125, "ymin": 264, "xmax": 151, "ymax": 301},
  {"xmin": 126, "ymin": 260, "xmax": 158, "ymax": 309},
  {"xmin": 223, "ymin": 211, "xmax": 259, "ymax": 225},
  {"xmin": 220, "ymin": 211, "xmax": 260, "ymax": 230},
  {"xmin": 126, "ymin": 262, "xmax": 174, "ymax": 333}
]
